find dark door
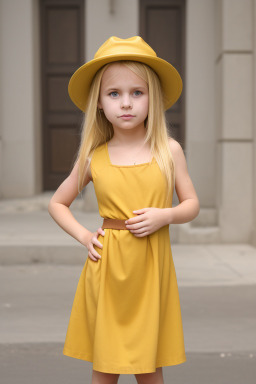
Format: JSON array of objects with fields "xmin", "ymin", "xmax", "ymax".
[
  {"xmin": 40, "ymin": 0, "xmax": 85, "ymax": 190},
  {"xmin": 140, "ymin": 0, "xmax": 185, "ymax": 147}
]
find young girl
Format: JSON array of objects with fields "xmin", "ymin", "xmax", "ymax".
[{"xmin": 48, "ymin": 36, "xmax": 200, "ymax": 384}]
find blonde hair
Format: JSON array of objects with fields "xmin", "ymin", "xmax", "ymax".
[{"xmin": 75, "ymin": 60, "xmax": 175, "ymax": 206}]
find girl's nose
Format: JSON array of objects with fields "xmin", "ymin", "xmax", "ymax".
[{"xmin": 121, "ymin": 95, "xmax": 132, "ymax": 109}]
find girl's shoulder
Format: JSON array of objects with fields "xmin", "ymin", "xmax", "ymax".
[
  {"xmin": 168, "ymin": 137, "xmax": 183, "ymax": 154},
  {"xmin": 168, "ymin": 137, "xmax": 187, "ymax": 169}
]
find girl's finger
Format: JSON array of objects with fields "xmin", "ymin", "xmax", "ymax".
[
  {"xmin": 97, "ymin": 227, "xmax": 105, "ymax": 236},
  {"xmin": 126, "ymin": 221, "xmax": 145, "ymax": 230},
  {"xmin": 133, "ymin": 208, "xmax": 149, "ymax": 214},
  {"xmin": 88, "ymin": 243, "xmax": 102, "ymax": 258},
  {"xmin": 91, "ymin": 236, "xmax": 103, "ymax": 249},
  {"xmin": 133, "ymin": 231, "xmax": 149, "ymax": 237},
  {"xmin": 90, "ymin": 247, "xmax": 102, "ymax": 259},
  {"xmin": 130, "ymin": 226, "xmax": 147, "ymax": 234},
  {"xmin": 126, "ymin": 216, "xmax": 145, "ymax": 225},
  {"xmin": 94, "ymin": 239, "xmax": 103, "ymax": 249},
  {"xmin": 88, "ymin": 251, "xmax": 98, "ymax": 262}
]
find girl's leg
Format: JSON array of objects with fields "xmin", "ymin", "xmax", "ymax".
[
  {"xmin": 91, "ymin": 369, "xmax": 120, "ymax": 384},
  {"xmin": 134, "ymin": 367, "xmax": 164, "ymax": 384}
]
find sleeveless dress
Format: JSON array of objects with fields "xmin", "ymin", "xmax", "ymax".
[{"xmin": 63, "ymin": 142, "xmax": 186, "ymax": 374}]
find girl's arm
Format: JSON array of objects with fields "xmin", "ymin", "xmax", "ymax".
[
  {"xmin": 163, "ymin": 138, "xmax": 200, "ymax": 224},
  {"xmin": 48, "ymin": 160, "xmax": 90, "ymax": 244},
  {"xmin": 125, "ymin": 138, "xmax": 200, "ymax": 237},
  {"xmin": 48, "ymin": 160, "xmax": 104, "ymax": 260}
]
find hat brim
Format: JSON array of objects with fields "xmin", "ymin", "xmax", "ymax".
[{"xmin": 68, "ymin": 54, "xmax": 182, "ymax": 111}]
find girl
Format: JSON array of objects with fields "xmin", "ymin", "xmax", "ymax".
[{"xmin": 48, "ymin": 36, "xmax": 200, "ymax": 384}]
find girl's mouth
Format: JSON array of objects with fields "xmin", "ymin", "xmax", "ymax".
[{"xmin": 119, "ymin": 115, "xmax": 135, "ymax": 120}]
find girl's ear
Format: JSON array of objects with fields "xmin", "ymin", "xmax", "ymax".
[{"xmin": 97, "ymin": 99, "xmax": 102, "ymax": 109}]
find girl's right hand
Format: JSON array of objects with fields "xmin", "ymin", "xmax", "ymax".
[{"xmin": 85, "ymin": 227, "xmax": 105, "ymax": 262}]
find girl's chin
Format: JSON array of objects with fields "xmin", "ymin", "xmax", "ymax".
[{"xmin": 112, "ymin": 126, "xmax": 145, "ymax": 132}]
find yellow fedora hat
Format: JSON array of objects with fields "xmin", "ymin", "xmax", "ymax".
[{"xmin": 68, "ymin": 36, "xmax": 182, "ymax": 111}]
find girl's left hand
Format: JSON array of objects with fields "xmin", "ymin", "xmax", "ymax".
[{"xmin": 125, "ymin": 208, "xmax": 167, "ymax": 237}]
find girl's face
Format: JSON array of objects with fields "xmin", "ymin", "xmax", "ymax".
[{"xmin": 98, "ymin": 63, "xmax": 149, "ymax": 133}]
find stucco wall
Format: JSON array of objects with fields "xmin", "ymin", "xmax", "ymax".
[
  {"xmin": 253, "ymin": 0, "xmax": 256, "ymax": 245},
  {"xmin": 0, "ymin": 0, "xmax": 3, "ymax": 198},
  {"xmin": 216, "ymin": 0, "xmax": 254, "ymax": 242},
  {"xmin": 0, "ymin": 0, "xmax": 41, "ymax": 197},
  {"xmin": 186, "ymin": 0, "xmax": 217, "ymax": 209}
]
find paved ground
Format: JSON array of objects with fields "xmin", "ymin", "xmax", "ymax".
[
  {"xmin": 1, "ymin": 343, "xmax": 255, "ymax": 384},
  {"xmin": 0, "ymin": 196, "xmax": 256, "ymax": 383},
  {"xmin": 1, "ymin": 263, "xmax": 256, "ymax": 384}
]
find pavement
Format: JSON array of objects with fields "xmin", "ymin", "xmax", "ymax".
[{"xmin": 0, "ymin": 194, "xmax": 256, "ymax": 383}]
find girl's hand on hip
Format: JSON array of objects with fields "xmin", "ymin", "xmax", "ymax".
[
  {"xmin": 125, "ymin": 208, "xmax": 167, "ymax": 237},
  {"xmin": 85, "ymin": 227, "xmax": 105, "ymax": 261}
]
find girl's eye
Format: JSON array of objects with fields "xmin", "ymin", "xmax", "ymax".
[
  {"xmin": 134, "ymin": 90, "xmax": 142, "ymax": 96},
  {"xmin": 109, "ymin": 91, "xmax": 119, "ymax": 98}
]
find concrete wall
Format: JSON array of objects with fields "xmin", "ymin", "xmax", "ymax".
[
  {"xmin": 0, "ymin": 0, "xmax": 3, "ymax": 197},
  {"xmin": 0, "ymin": 0, "xmax": 41, "ymax": 198},
  {"xmin": 216, "ymin": 0, "xmax": 254, "ymax": 242},
  {"xmin": 186, "ymin": 0, "xmax": 217, "ymax": 210},
  {"xmin": 253, "ymin": 0, "xmax": 256, "ymax": 246}
]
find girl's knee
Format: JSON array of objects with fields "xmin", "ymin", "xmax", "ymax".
[
  {"xmin": 91, "ymin": 369, "xmax": 120, "ymax": 384},
  {"xmin": 135, "ymin": 367, "xmax": 164, "ymax": 384}
]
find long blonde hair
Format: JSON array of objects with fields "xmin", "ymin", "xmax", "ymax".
[{"xmin": 75, "ymin": 60, "xmax": 175, "ymax": 206}]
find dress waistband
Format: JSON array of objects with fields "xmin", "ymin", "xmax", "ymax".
[{"xmin": 102, "ymin": 218, "xmax": 128, "ymax": 230}]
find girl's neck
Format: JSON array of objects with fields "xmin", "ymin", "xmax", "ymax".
[{"xmin": 110, "ymin": 126, "xmax": 147, "ymax": 147}]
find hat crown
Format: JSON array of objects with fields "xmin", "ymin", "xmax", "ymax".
[{"xmin": 94, "ymin": 36, "xmax": 157, "ymax": 60}]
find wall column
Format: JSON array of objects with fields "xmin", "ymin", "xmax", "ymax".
[
  {"xmin": 216, "ymin": 0, "xmax": 254, "ymax": 242},
  {"xmin": 252, "ymin": 0, "xmax": 256, "ymax": 246},
  {"xmin": 0, "ymin": 0, "xmax": 41, "ymax": 198},
  {"xmin": 186, "ymin": 0, "xmax": 217, "ymax": 210}
]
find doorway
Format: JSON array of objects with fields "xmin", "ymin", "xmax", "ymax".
[{"xmin": 40, "ymin": 0, "xmax": 85, "ymax": 190}]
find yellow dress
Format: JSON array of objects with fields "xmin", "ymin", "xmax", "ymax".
[{"xmin": 63, "ymin": 142, "xmax": 186, "ymax": 374}]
